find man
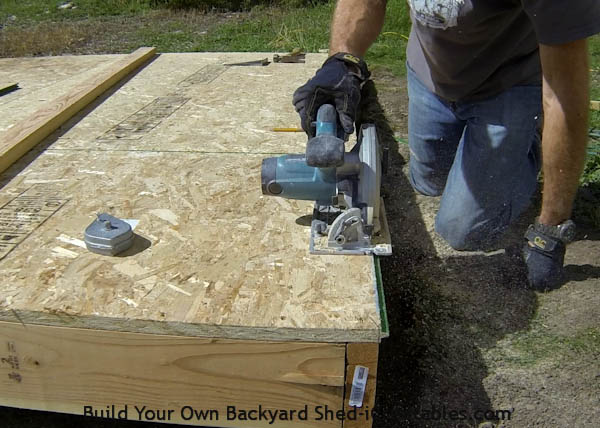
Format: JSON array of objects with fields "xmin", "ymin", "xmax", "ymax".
[{"xmin": 293, "ymin": 0, "xmax": 600, "ymax": 290}]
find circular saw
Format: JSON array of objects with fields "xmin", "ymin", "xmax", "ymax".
[{"xmin": 261, "ymin": 104, "xmax": 391, "ymax": 255}]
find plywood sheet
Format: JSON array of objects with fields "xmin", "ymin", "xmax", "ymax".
[{"xmin": 0, "ymin": 53, "xmax": 383, "ymax": 343}]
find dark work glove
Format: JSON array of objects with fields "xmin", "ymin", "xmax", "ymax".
[
  {"xmin": 292, "ymin": 52, "xmax": 370, "ymax": 138},
  {"xmin": 522, "ymin": 225, "xmax": 566, "ymax": 291}
]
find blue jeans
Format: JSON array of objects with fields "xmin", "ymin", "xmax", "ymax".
[{"xmin": 407, "ymin": 65, "xmax": 542, "ymax": 250}]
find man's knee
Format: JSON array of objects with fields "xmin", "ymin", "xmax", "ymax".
[
  {"xmin": 435, "ymin": 214, "xmax": 503, "ymax": 251},
  {"xmin": 435, "ymin": 219, "xmax": 478, "ymax": 250},
  {"xmin": 409, "ymin": 160, "xmax": 446, "ymax": 197},
  {"xmin": 409, "ymin": 171, "xmax": 444, "ymax": 197}
]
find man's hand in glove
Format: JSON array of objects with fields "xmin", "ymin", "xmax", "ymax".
[
  {"xmin": 292, "ymin": 52, "xmax": 370, "ymax": 137},
  {"xmin": 523, "ymin": 219, "xmax": 576, "ymax": 291}
]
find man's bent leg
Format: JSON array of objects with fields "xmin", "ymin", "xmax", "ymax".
[
  {"xmin": 407, "ymin": 64, "xmax": 465, "ymax": 196},
  {"xmin": 435, "ymin": 85, "xmax": 542, "ymax": 250}
]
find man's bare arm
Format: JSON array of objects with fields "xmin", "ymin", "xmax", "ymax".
[
  {"xmin": 538, "ymin": 39, "xmax": 589, "ymax": 226},
  {"xmin": 329, "ymin": 0, "xmax": 387, "ymax": 57}
]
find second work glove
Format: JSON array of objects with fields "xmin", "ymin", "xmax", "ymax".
[
  {"xmin": 522, "ymin": 219, "xmax": 575, "ymax": 291},
  {"xmin": 292, "ymin": 52, "xmax": 370, "ymax": 138}
]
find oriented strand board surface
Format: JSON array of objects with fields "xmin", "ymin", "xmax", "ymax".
[
  {"xmin": 0, "ymin": 48, "xmax": 156, "ymax": 174},
  {"xmin": 0, "ymin": 55, "xmax": 124, "ymax": 132},
  {"xmin": 0, "ymin": 53, "xmax": 382, "ymax": 343},
  {"xmin": 0, "ymin": 321, "xmax": 345, "ymax": 428}
]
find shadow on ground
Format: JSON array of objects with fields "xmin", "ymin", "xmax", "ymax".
[{"xmin": 359, "ymin": 78, "xmax": 539, "ymax": 427}]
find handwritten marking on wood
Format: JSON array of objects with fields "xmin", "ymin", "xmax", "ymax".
[
  {"xmin": 2, "ymin": 341, "xmax": 21, "ymax": 383},
  {"xmin": 177, "ymin": 64, "xmax": 227, "ymax": 87}
]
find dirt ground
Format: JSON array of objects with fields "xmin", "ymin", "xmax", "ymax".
[
  {"xmin": 2, "ymin": 62, "xmax": 599, "ymax": 428},
  {"xmin": 366, "ymin": 70, "xmax": 600, "ymax": 428}
]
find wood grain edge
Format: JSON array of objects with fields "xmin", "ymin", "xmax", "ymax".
[
  {"xmin": 0, "ymin": 320, "xmax": 346, "ymax": 428},
  {"xmin": 0, "ymin": 310, "xmax": 382, "ymax": 343}
]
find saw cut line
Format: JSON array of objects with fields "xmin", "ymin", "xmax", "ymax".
[{"xmin": 47, "ymin": 148, "xmax": 293, "ymax": 155}]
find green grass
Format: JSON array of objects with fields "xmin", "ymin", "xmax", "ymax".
[
  {"xmin": 192, "ymin": 4, "xmax": 334, "ymax": 52},
  {"xmin": 581, "ymin": 36, "xmax": 600, "ymax": 226},
  {"xmin": 500, "ymin": 328, "xmax": 600, "ymax": 368},
  {"xmin": 365, "ymin": 2, "xmax": 412, "ymax": 75},
  {"xmin": 185, "ymin": 0, "xmax": 411, "ymax": 73},
  {"xmin": 0, "ymin": 0, "xmax": 154, "ymax": 22},
  {"xmin": 1, "ymin": 0, "xmax": 411, "ymax": 70}
]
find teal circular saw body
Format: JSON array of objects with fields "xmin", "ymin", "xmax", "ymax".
[{"xmin": 261, "ymin": 104, "xmax": 392, "ymax": 255}]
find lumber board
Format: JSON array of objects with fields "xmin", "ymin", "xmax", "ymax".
[
  {"xmin": 0, "ymin": 53, "xmax": 384, "ymax": 343},
  {"xmin": 0, "ymin": 321, "xmax": 345, "ymax": 427},
  {"xmin": 0, "ymin": 55, "xmax": 124, "ymax": 130},
  {"xmin": 0, "ymin": 47, "xmax": 156, "ymax": 174},
  {"xmin": 342, "ymin": 344, "xmax": 379, "ymax": 428}
]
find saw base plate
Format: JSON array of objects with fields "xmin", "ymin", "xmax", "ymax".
[{"xmin": 309, "ymin": 198, "xmax": 392, "ymax": 255}]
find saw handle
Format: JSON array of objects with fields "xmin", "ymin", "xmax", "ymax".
[
  {"xmin": 306, "ymin": 104, "xmax": 346, "ymax": 168},
  {"xmin": 314, "ymin": 104, "xmax": 346, "ymax": 140}
]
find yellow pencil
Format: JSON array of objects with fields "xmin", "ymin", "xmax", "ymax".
[{"xmin": 272, "ymin": 127, "xmax": 303, "ymax": 132}]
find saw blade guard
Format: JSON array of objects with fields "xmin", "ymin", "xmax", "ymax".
[{"xmin": 357, "ymin": 124, "xmax": 381, "ymax": 233}]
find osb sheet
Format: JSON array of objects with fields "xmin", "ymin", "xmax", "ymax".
[
  {"xmin": 49, "ymin": 53, "xmax": 320, "ymax": 154},
  {"xmin": 0, "ymin": 55, "xmax": 125, "ymax": 133},
  {"xmin": 0, "ymin": 53, "xmax": 382, "ymax": 343}
]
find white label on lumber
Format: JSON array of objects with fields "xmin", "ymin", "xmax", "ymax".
[{"xmin": 348, "ymin": 365, "xmax": 369, "ymax": 408}]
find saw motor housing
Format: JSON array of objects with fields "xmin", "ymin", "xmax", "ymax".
[{"xmin": 261, "ymin": 104, "xmax": 391, "ymax": 255}]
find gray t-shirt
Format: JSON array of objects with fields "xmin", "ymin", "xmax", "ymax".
[{"xmin": 406, "ymin": 0, "xmax": 600, "ymax": 101}]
